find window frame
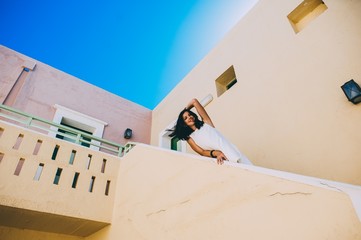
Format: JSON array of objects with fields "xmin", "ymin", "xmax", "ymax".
[{"xmin": 51, "ymin": 104, "xmax": 108, "ymax": 151}]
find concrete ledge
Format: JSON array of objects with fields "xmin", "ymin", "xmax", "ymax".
[{"xmin": 0, "ymin": 205, "xmax": 109, "ymax": 237}]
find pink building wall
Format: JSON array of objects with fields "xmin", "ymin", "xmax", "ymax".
[{"xmin": 0, "ymin": 45, "xmax": 151, "ymax": 145}]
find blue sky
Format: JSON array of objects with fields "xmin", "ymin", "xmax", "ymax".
[{"xmin": 0, "ymin": 0, "xmax": 258, "ymax": 109}]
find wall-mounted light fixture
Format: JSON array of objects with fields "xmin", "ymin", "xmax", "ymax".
[
  {"xmin": 341, "ymin": 79, "xmax": 361, "ymax": 104},
  {"xmin": 124, "ymin": 128, "xmax": 132, "ymax": 139}
]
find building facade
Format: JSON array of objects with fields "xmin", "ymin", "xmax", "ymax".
[
  {"xmin": 1, "ymin": 0, "xmax": 361, "ymax": 239},
  {"xmin": 152, "ymin": 0, "xmax": 361, "ymax": 185},
  {"xmin": 0, "ymin": 45, "xmax": 152, "ymax": 146}
]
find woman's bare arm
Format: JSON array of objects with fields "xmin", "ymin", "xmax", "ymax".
[
  {"xmin": 187, "ymin": 137, "xmax": 227, "ymax": 164},
  {"xmin": 186, "ymin": 98, "xmax": 214, "ymax": 127}
]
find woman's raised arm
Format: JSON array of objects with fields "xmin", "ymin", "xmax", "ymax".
[{"xmin": 186, "ymin": 98, "xmax": 214, "ymax": 127}]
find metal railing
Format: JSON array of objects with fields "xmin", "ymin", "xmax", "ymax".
[{"xmin": 0, "ymin": 104, "xmax": 132, "ymax": 157}]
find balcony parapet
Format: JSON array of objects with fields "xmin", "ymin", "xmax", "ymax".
[
  {"xmin": 107, "ymin": 143, "xmax": 361, "ymax": 239},
  {"xmin": 0, "ymin": 120, "xmax": 121, "ymax": 236},
  {"xmin": 0, "ymin": 104, "xmax": 125, "ymax": 157}
]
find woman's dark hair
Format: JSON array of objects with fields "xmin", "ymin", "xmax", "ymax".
[{"xmin": 168, "ymin": 109, "xmax": 204, "ymax": 140}]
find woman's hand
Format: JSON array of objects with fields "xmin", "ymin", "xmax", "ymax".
[
  {"xmin": 187, "ymin": 139, "xmax": 227, "ymax": 165},
  {"xmin": 213, "ymin": 150, "xmax": 228, "ymax": 165}
]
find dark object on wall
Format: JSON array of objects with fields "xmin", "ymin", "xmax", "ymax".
[
  {"xmin": 124, "ymin": 128, "xmax": 132, "ymax": 139},
  {"xmin": 341, "ymin": 79, "xmax": 361, "ymax": 104}
]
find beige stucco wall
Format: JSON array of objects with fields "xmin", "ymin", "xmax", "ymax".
[
  {"xmin": 2, "ymin": 142, "xmax": 360, "ymax": 239},
  {"xmin": 0, "ymin": 45, "xmax": 152, "ymax": 146},
  {"xmin": 0, "ymin": 121, "xmax": 120, "ymax": 236},
  {"xmin": 86, "ymin": 144, "xmax": 361, "ymax": 240},
  {"xmin": 151, "ymin": 0, "xmax": 361, "ymax": 185}
]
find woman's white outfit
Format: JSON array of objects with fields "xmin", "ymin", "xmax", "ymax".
[{"xmin": 190, "ymin": 123, "xmax": 252, "ymax": 165}]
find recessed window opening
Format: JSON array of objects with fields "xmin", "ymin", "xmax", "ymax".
[
  {"xmin": 288, "ymin": 0, "xmax": 328, "ymax": 33},
  {"xmin": 51, "ymin": 145, "xmax": 60, "ymax": 160},
  {"xmin": 86, "ymin": 154, "xmax": 92, "ymax": 169},
  {"xmin": 33, "ymin": 139, "xmax": 43, "ymax": 155},
  {"xmin": 72, "ymin": 172, "xmax": 80, "ymax": 188},
  {"xmin": 53, "ymin": 168, "xmax": 63, "ymax": 185},
  {"xmin": 0, "ymin": 128, "xmax": 4, "ymax": 138},
  {"xmin": 101, "ymin": 159, "xmax": 107, "ymax": 173},
  {"xmin": 89, "ymin": 176, "xmax": 96, "ymax": 192},
  {"xmin": 215, "ymin": 65, "xmax": 238, "ymax": 97},
  {"xmin": 56, "ymin": 122, "xmax": 93, "ymax": 148},
  {"xmin": 33, "ymin": 163, "xmax": 44, "ymax": 181},
  {"xmin": 105, "ymin": 180, "xmax": 111, "ymax": 196},
  {"xmin": 69, "ymin": 150, "xmax": 77, "ymax": 165},
  {"xmin": 0, "ymin": 152, "xmax": 4, "ymax": 164},
  {"xmin": 14, "ymin": 158, "xmax": 25, "ymax": 176},
  {"xmin": 13, "ymin": 134, "xmax": 24, "ymax": 150}
]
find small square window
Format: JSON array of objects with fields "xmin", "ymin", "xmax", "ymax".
[
  {"xmin": 215, "ymin": 65, "xmax": 237, "ymax": 97},
  {"xmin": 288, "ymin": 0, "xmax": 328, "ymax": 34}
]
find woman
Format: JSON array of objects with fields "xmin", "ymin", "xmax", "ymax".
[{"xmin": 169, "ymin": 98, "xmax": 252, "ymax": 165}]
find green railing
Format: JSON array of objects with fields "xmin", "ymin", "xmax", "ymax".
[{"xmin": 0, "ymin": 104, "xmax": 133, "ymax": 157}]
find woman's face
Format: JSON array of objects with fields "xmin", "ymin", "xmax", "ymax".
[{"xmin": 182, "ymin": 111, "xmax": 195, "ymax": 127}]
